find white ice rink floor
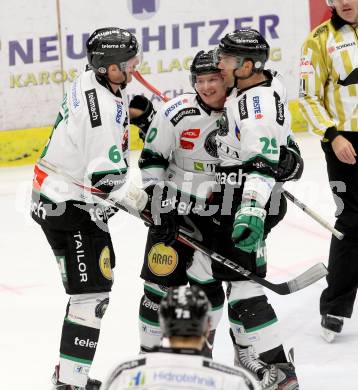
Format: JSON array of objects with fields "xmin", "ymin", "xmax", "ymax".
[{"xmin": 1, "ymin": 132, "xmax": 357, "ymax": 389}]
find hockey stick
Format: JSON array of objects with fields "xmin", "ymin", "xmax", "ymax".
[
  {"xmin": 133, "ymin": 70, "xmax": 344, "ymax": 240},
  {"xmin": 133, "ymin": 71, "xmax": 170, "ymax": 102},
  {"xmin": 37, "ymin": 159, "xmax": 328, "ymax": 295}
]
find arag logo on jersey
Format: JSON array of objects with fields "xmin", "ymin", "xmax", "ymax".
[
  {"xmin": 127, "ymin": 0, "xmax": 160, "ymax": 20},
  {"xmin": 99, "ymin": 246, "xmax": 112, "ymax": 281},
  {"xmin": 148, "ymin": 243, "xmax": 178, "ymax": 276},
  {"xmin": 252, "ymin": 96, "xmax": 263, "ymax": 119}
]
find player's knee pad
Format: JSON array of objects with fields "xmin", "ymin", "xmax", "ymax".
[
  {"xmin": 228, "ymin": 293, "xmax": 281, "ymax": 353},
  {"xmin": 51, "ymin": 229, "xmax": 115, "ymax": 295},
  {"xmin": 228, "ymin": 294, "xmax": 276, "ymax": 325},
  {"xmin": 139, "ymin": 283, "xmax": 164, "ymax": 351},
  {"xmin": 66, "ymin": 292, "xmax": 110, "ymax": 329}
]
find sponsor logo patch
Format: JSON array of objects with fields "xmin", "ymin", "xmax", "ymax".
[
  {"xmin": 238, "ymin": 95, "xmax": 248, "ymax": 120},
  {"xmin": 128, "ymin": 371, "xmax": 146, "ymax": 387},
  {"xmin": 274, "ymin": 91, "xmax": 285, "ymax": 125},
  {"xmin": 115, "ymin": 101, "xmax": 123, "ymax": 123},
  {"xmin": 181, "ymin": 128, "xmax": 200, "ymax": 138},
  {"xmin": 99, "ymin": 246, "xmax": 112, "ymax": 280},
  {"xmin": 170, "ymin": 107, "xmax": 200, "ymax": 126},
  {"xmin": 85, "ymin": 89, "xmax": 102, "ymax": 128},
  {"xmin": 164, "ymin": 98, "xmax": 188, "ymax": 117},
  {"xmin": 252, "ymin": 96, "xmax": 263, "ymax": 119},
  {"xmin": 204, "ymin": 130, "xmax": 218, "ymax": 157},
  {"xmin": 148, "ymin": 243, "xmax": 178, "ymax": 276},
  {"xmin": 180, "ymin": 139, "xmax": 194, "ymax": 149}
]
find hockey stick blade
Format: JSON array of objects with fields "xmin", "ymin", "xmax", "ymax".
[
  {"xmin": 37, "ymin": 159, "xmax": 328, "ymax": 295},
  {"xmin": 285, "ymin": 263, "xmax": 328, "ymax": 293}
]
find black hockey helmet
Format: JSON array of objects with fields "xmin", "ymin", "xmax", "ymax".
[
  {"xmin": 86, "ymin": 27, "xmax": 140, "ymax": 75},
  {"xmin": 159, "ymin": 285, "xmax": 211, "ymax": 338},
  {"xmin": 190, "ymin": 50, "xmax": 220, "ymax": 87},
  {"xmin": 216, "ymin": 29, "xmax": 270, "ymax": 72}
]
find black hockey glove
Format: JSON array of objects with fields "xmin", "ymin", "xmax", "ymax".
[
  {"xmin": 144, "ymin": 184, "xmax": 179, "ymax": 246},
  {"xmin": 276, "ymin": 145, "xmax": 304, "ymax": 182},
  {"xmin": 129, "ymin": 95, "xmax": 156, "ymax": 141}
]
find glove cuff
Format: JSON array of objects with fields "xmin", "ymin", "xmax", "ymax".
[{"xmin": 235, "ymin": 206, "xmax": 266, "ymax": 220}]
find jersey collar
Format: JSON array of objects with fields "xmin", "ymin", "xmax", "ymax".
[
  {"xmin": 156, "ymin": 346, "xmax": 203, "ymax": 356},
  {"xmin": 195, "ymin": 94, "xmax": 223, "ymax": 115}
]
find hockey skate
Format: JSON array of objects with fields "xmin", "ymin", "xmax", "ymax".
[
  {"xmin": 234, "ymin": 345, "xmax": 276, "ymax": 386},
  {"xmin": 321, "ymin": 314, "xmax": 344, "ymax": 343},
  {"xmin": 52, "ymin": 365, "xmax": 101, "ymax": 390},
  {"xmin": 234, "ymin": 346, "xmax": 299, "ymax": 389},
  {"xmin": 264, "ymin": 362, "xmax": 299, "ymax": 390}
]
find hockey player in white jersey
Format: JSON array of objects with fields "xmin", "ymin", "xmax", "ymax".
[
  {"xmin": 101, "ymin": 285, "xmax": 258, "ymax": 390},
  {"xmin": 136, "ymin": 48, "xmax": 302, "ymax": 371},
  {"xmin": 31, "ymin": 28, "xmax": 147, "ymax": 390},
  {"xmin": 212, "ymin": 29, "xmax": 302, "ymax": 389},
  {"xmin": 137, "ymin": 50, "xmax": 227, "ymax": 356}
]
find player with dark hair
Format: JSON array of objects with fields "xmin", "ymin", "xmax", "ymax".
[{"xmin": 213, "ymin": 29, "xmax": 301, "ymax": 389}]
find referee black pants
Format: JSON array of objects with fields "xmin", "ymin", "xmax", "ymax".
[{"xmin": 320, "ymin": 134, "xmax": 358, "ymax": 318}]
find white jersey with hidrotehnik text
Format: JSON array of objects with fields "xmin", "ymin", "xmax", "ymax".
[
  {"xmin": 33, "ymin": 68, "xmax": 130, "ymax": 204},
  {"xmin": 216, "ymin": 71, "xmax": 292, "ymax": 207},
  {"xmin": 101, "ymin": 349, "xmax": 258, "ymax": 390},
  {"xmin": 139, "ymin": 93, "xmax": 224, "ymax": 201}
]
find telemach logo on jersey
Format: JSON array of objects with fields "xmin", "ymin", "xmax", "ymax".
[{"xmin": 148, "ymin": 243, "xmax": 178, "ymax": 276}]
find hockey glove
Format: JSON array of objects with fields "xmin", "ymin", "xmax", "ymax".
[
  {"xmin": 232, "ymin": 201, "xmax": 266, "ymax": 253},
  {"xmin": 144, "ymin": 184, "xmax": 179, "ymax": 246},
  {"xmin": 276, "ymin": 144, "xmax": 304, "ymax": 182},
  {"xmin": 129, "ymin": 95, "xmax": 156, "ymax": 141}
]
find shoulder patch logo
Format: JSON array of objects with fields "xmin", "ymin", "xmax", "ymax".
[
  {"xmin": 85, "ymin": 89, "xmax": 102, "ymax": 128},
  {"xmin": 253, "ymin": 96, "xmax": 263, "ymax": 119},
  {"xmin": 217, "ymin": 109, "xmax": 229, "ymax": 136},
  {"xmin": 238, "ymin": 95, "xmax": 248, "ymax": 120},
  {"xmin": 313, "ymin": 25, "xmax": 328, "ymax": 38},
  {"xmin": 273, "ymin": 91, "xmax": 285, "ymax": 126},
  {"xmin": 170, "ymin": 107, "xmax": 201, "ymax": 126},
  {"xmin": 204, "ymin": 130, "xmax": 218, "ymax": 158}
]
